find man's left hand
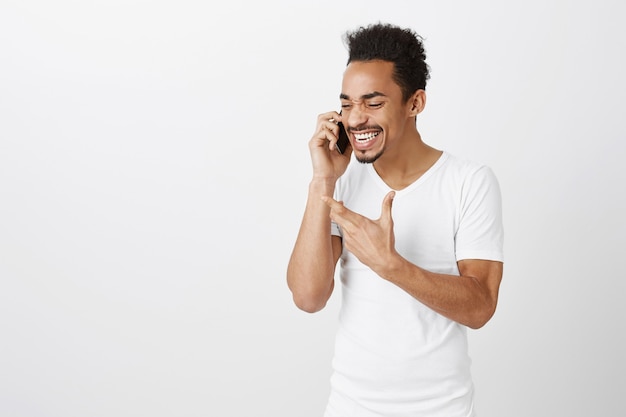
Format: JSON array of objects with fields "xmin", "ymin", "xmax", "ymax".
[{"xmin": 321, "ymin": 191, "xmax": 398, "ymax": 275}]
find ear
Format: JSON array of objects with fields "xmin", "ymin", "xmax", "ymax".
[{"xmin": 408, "ymin": 90, "xmax": 426, "ymax": 117}]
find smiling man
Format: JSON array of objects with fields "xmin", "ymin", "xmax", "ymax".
[{"xmin": 287, "ymin": 23, "xmax": 504, "ymax": 417}]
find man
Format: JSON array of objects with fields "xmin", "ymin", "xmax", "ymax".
[{"xmin": 287, "ymin": 23, "xmax": 504, "ymax": 417}]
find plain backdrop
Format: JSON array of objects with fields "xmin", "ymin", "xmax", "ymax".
[{"xmin": 1, "ymin": 1, "xmax": 624, "ymax": 416}]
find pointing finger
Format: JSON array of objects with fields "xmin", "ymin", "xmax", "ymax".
[
  {"xmin": 321, "ymin": 196, "xmax": 355, "ymax": 225},
  {"xmin": 321, "ymin": 195, "xmax": 341, "ymax": 209}
]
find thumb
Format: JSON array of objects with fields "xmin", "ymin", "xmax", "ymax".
[{"xmin": 380, "ymin": 191, "xmax": 395, "ymax": 223}]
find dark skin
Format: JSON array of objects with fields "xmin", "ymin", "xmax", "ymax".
[{"xmin": 287, "ymin": 60, "xmax": 503, "ymax": 328}]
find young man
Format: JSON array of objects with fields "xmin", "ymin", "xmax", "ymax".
[{"xmin": 287, "ymin": 23, "xmax": 504, "ymax": 417}]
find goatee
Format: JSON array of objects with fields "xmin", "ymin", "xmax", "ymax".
[{"xmin": 355, "ymin": 149, "xmax": 384, "ymax": 164}]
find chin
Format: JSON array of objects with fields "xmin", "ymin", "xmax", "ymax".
[{"xmin": 355, "ymin": 149, "xmax": 384, "ymax": 164}]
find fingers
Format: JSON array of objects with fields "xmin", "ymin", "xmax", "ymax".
[
  {"xmin": 321, "ymin": 195, "xmax": 344, "ymax": 213},
  {"xmin": 380, "ymin": 191, "xmax": 395, "ymax": 226},
  {"xmin": 321, "ymin": 196, "xmax": 353, "ymax": 224},
  {"xmin": 314, "ymin": 112, "xmax": 343, "ymax": 151},
  {"xmin": 318, "ymin": 111, "xmax": 342, "ymax": 125},
  {"xmin": 322, "ymin": 192, "xmax": 395, "ymax": 225},
  {"xmin": 382, "ymin": 191, "xmax": 395, "ymax": 215}
]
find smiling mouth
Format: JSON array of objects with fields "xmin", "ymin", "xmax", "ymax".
[{"xmin": 353, "ymin": 131, "xmax": 381, "ymax": 143}]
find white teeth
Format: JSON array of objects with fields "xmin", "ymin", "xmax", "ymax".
[{"xmin": 354, "ymin": 132, "xmax": 380, "ymax": 142}]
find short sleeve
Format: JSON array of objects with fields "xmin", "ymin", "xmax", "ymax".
[
  {"xmin": 455, "ymin": 166, "xmax": 504, "ymax": 262},
  {"xmin": 331, "ymin": 179, "xmax": 343, "ymax": 237}
]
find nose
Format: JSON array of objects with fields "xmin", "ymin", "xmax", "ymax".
[{"xmin": 346, "ymin": 106, "xmax": 368, "ymax": 130}]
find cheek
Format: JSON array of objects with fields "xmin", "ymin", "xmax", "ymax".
[{"xmin": 382, "ymin": 117, "xmax": 407, "ymax": 141}]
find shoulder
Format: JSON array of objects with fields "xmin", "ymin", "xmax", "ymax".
[
  {"xmin": 441, "ymin": 152, "xmax": 492, "ymax": 175},
  {"xmin": 440, "ymin": 152, "xmax": 499, "ymax": 187}
]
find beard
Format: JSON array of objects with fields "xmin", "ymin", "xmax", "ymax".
[{"xmin": 355, "ymin": 148, "xmax": 384, "ymax": 164}]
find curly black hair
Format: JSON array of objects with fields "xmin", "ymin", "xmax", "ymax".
[{"xmin": 344, "ymin": 23, "xmax": 430, "ymax": 101}]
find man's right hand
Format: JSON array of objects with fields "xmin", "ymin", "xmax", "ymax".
[{"xmin": 309, "ymin": 111, "xmax": 353, "ymax": 181}]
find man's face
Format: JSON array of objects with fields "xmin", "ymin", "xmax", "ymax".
[{"xmin": 340, "ymin": 60, "xmax": 411, "ymax": 164}]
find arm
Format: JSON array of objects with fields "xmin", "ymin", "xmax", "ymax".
[
  {"xmin": 381, "ymin": 256, "xmax": 503, "ymax": 329},
  {"xmin": 323, "ymin": 191, "xmax": 503, "ymax": 328},
  {"xmin": 286, "ymin": 112, "xmax": 352, "ymax": 313}
]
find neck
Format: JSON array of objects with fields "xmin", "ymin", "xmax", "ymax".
[{"xmin": 373, "ymin": 129, "xmax": 442, "ymax": 190}]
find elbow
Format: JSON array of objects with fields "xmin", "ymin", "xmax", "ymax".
[
  {"xmin": 466, "ymin": 303, "xmax": 497, "ymax": 330},
  {"xmin": 292, "ymin": 294, "xmax": 327, "ymax": 313},
  {"xmin": 467, "ymin": 318, "xmax": 489, "ymax": 330},
  {"xmin": 288, "ymin": 279, "xmax": 333, "ymax": 314},
  {"xmin": 286, "ymin": 263, "xmax": 335, "ymax": 313}
]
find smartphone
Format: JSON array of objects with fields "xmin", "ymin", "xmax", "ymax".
[{"xmin": 336, "ymin": 121, "xmax": 350, "ymax": 154}]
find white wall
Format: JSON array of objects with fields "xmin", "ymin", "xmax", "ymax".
[{"xmin": 1, "ymin": 1, "xmax": 624, "ymax": 416}]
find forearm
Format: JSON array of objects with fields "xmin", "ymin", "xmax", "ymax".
[
  {"xmin": 378, "ymin": 254, "xmax": 501, "ymax": 329},
  {"xmin": 287, "ymin": 178, "xmax": 338, "ymax": 313}
]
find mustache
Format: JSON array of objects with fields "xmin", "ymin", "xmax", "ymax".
[{"xmin": 347, "ymin": 125, "xmax": 382, "ymax": 133}]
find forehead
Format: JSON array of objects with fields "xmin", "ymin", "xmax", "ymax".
[{"xmin": 341, "ymin": 60, "xmax": 401, "ymax": 99}]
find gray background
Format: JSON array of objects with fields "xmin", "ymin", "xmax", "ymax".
[{"xmin": 1, "ymin": 1, "xmax": 624, "ymax": 416}]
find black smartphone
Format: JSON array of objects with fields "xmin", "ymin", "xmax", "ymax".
[{"xmin": 336, "ymin": 121, "xmax": 350, "ymax": 154}]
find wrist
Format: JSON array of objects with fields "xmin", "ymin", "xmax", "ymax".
[
  {"xmin": 309, "ymin": 177, "xmax": 337, "ymax": 194},
  {"xmin": 376, "ymin": 252, "xmax": 408, "ymax": 282}
]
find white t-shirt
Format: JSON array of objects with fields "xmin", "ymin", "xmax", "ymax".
[{"xmin": 325, "ymin": 152, "xmax": 504, "ymax": 417}]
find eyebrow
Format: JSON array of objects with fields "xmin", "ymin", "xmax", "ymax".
[{"xmin": 339, "ymin": 91, "xmax": 387, "ymax": 100}]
